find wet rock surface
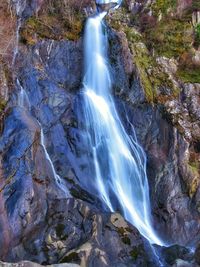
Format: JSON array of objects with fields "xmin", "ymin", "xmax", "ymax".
[
  {"xmin": 0, "ymin": 0, "xmax": 199, "ymax": 266},
  {"xmin": 0, "ymin": 197, "xmax": 160, "ymax": 267}
]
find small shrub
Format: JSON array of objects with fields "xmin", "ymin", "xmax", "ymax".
[
  {"xmin": 143, "ymin": 18, "xmax": 193, "ymax": 58},
  {"xmin": 152, "ymin": 0, "xmax": 177, "ymax": 17},
  {"xmin": 177, "ymin": 66, "xmax": 200, "ymax": 83},
  {"xmin": 0, "ymin": 98, "xmax": 7, "ymax": 113},
  {"xmin": 194, "ymin": 23, "xmax": 200, "ymax": 47}
]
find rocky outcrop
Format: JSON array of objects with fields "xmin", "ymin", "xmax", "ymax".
[
  {"xmin": 0, "ymin": 0, "xmax": 200, "ymax": 266},
  {"xmin": 0, "ymin": 34, "xmax": 153, "ymax": 265},
  {"xmin": 106, "ymin": 24, "xmax": 200, "ymax": 245},
  {"xmin": 0, "ymin": 196, "xmax": 160, "ymax": 266}
]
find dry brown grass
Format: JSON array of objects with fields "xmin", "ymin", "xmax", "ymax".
[
  {"xmin": 44, "ymin": 0, "xmax": 94, "ymax": 25},
  {"xmin": 20, "ymin": 0, "xmax": 95, "ymax": 43},
  {"xmin": 0, "ymin": 1, "xmax": 16, "ymax": 61}
]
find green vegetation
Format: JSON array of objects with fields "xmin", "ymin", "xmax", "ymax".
[
  {"xmin": 123, "ymin": 26, "xmax": 142, "ymax": 43},
  {"xmin": 108, "ymin": 3, "xmax": 185, "ymax": 103},
  {"xmin": 152, "ymin": 0, "xmax": 177, "ymax": 17},
  {"xmin": 177, "ymin": 67, "xmax": 200, "ymax": 83},
  {"xmin": 130, "ymin": 247, "xmax": 139, "ymax": 260},
  {"xmin": 187, "ymin": 160, "xmax": 200, "ymax": 198},
  {"xmin": 190, "ymin": 1, "xmax": 200, "ymax": 12},
  {"xmin": 106, "ymin": 7, "xmax": 129, "ymax": 31},
  {"xmin": 127, "ymin": 40, "xmax": 176, "ymax": 102},
  {"xmin": 195, "ymin": 24, "xmax": 200, "ymax": 47},
  {"xmin": 144, "ymin": 19, "xmax": 193, "ymax": 58},
  {"xmin": 20, "ymin": 15, "xmax": 83, "ymax": 44},
  {"xmin": 20, "ymin": 0, "xmax": 85, "ymax": 44},
  {"xmin": 132, "ymin": 42, "xmax": 156, "ymax": 102},
  {"xmin": 109, "ymin": 0, "xmax": 198, "ymax": 94},
  {"xmin": 140, "ymin": 1, "xmax": 198, "ymax": 85},
  {"xmin": 188, "ymin": 161, "xmax": 199, "ymax": 175},
  {"xmin": 189, "ymin": 177, "xmax": 199, "ymax": 198},
  {"xmin": 0, "ymin": 98, "xmax": 6, "ymax": 113}
]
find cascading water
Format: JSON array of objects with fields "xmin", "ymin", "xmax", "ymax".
[
  {"xmin": 12, "ymin": 19, "xmax": 22, "ymax": 67},
  {"xmin": 12, "ymin": 0, "xmax": 69, "ymax": 197},
  {"xmin": 40, "ymin": 126, "xmax": 70, "ymax": 197},
  {"xmin": 14, "ymin": 43, "xmax": 69, "ymax": 197},
  {"xmin": 17, "ymin": 79, "xmax": 70, "ymax": 197},
  {"xmin": 12, "ymin": 0, "xmax": 29, "ymax": 66},
  {"xmin": 96, "ymin": 0, "xmax": 122, "ymax": 9},
  {"xmin": 17, "ymin": 78, "xmax": 31, "ymax": 109},
  {"xmin": 82, "ymin": 10, "xmax": 163, "ymax": 246}
]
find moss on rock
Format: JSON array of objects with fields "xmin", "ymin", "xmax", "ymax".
[
  {"xmin": 20, "ymin": 1, "xmax": 85, "ymax": 44},
  {"xmin": 126, "ymin": 39, "xmax": 175, "ymax": 103},
  {"xmin": 194, "ymin": 23, "xmax": 200, "ymax": 47},
  {"xmin": 144, "ymin": 18, "xmax": 193, "ymax": 58},
  {"xmin": 187, "ymin": 160, "xmax": 200, "ymax": 198},
  {"xmin": 177, "ymin": 66, "xmax": 200, "ymax": 83},
  {"xmin": 108, "ymin": 0, "xmax": 197, "ymax": 101},
  {"xmin": 0, "ymin": 98, "xmax": 6, "ymax": 113},
  {"xmin": 130, "ymin": 247, "xmax": 139, "ymax": 260},
  {"xmin": 20, "ymin": 15, "xmax": 83, "ymax": 44},
  {"xmin": 152, "ymin": 0, "xmax": 177, "ymax": 17}
]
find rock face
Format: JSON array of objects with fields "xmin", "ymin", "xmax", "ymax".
[
  {"xmin": 107, "ymin": 28, "xmax": 200, "ymax": 246},
  {"xmin": 0, "ymin": 195, "xmax": 162, "ymax": 266},
  {"xmin": 0, "ymin": 0, "xmax": 200, "ymax": 266},
  {"xmin": 0, "ymin": 196, "xmax": 160, "ymax": 267}
]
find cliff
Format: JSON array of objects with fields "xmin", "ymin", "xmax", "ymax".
[{"xmin": 0, "ymin": 0, "xmax": 199, "ymax": 266}]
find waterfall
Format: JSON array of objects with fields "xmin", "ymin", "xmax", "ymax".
[
  {"xmin": 12, "ymin": 19, "xmax": 22, "ymax": 67},
  {"xmin": 16, "ymin": 82, "xmax": 70, "ymax": 197},
  {"xmin": 17, "ymin": 78, "xmax": 31, "ymax": 109},
  {"xmin": 82, "ymin": 13, "xmax": 163, "ymax": 246},
  {"xmin": 96, "ymin": 0, "xmax": 122, "ymax": 9},
  {"xmin": 16, "ymin": 78, "xmax": 69, "ymax": 197},
  {"xmin": 12, "ymin": 0, "xmax": 27, "ymax": 66},
  {"xmin": 40, "ymin": 127, "xmax": 70, "ymax": 197},
  {"xmin": 12, "ymin": 6, "xmax": 69, "ymax": 197},
  {"xmin": 16, "ymin": 77, "xmax": 69, "ymax": 196}
]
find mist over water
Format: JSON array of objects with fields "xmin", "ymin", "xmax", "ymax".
[{"xmin": 82, "ymin": 12, "xmax": 163, "ymax": 246}]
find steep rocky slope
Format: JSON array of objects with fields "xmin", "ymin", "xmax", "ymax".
[
  {"xmin": 107, "ymin": 0, "xmax": 200, "ymax": 246},
  {"xmin": 0, "ymin": 0, "xmax": 200, "ymax": 266}
]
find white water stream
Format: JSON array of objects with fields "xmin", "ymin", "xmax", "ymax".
[
  {"xmin": 17, "ymin": 78, "xmax": 30, "ymax": 109},
  {"xmin": 40, "ymin": 126, "xmax": 70, "ymax": 197},
  {"xmin": 82, "ymin": 10, "xmax": 163, "ymax": 246},
  {"xmin": 14, "ymin": 0, "xmax": 163, "ymax": 247},
  {"xmin": 17, "ymin": 79, "xmax": 69, "ymax": 197},
  {"xmin": 13, "ymin": 1, "xmax": 69, "ymax": 197}
]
